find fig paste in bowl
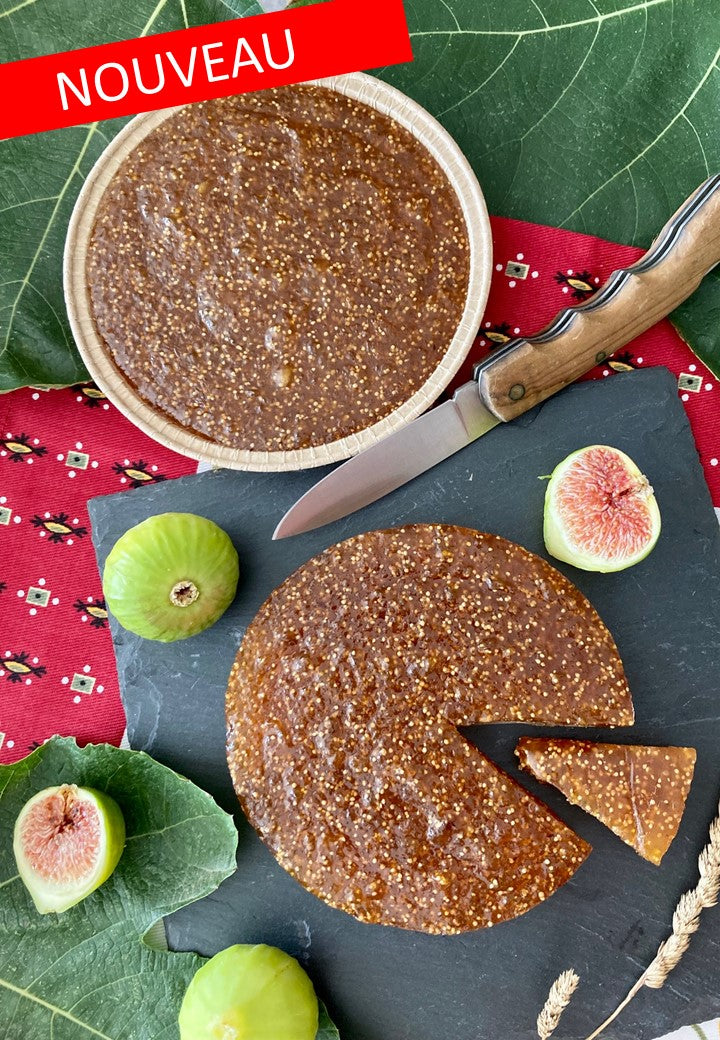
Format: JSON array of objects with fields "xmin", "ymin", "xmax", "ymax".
[{"xmin": 67, "ymin": 76, "xmax": 492, "ymax": 470}]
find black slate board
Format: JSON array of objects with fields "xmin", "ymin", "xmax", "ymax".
[{"xmin": 89, "ymin": 368, "xmax": 720, "ymax": 1040}]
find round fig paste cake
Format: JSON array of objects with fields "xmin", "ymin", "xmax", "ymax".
[
  {"xmin": 226, "ymin": 525, "xmax": 635, "ymax": 934},
  {"xmin": 85, "ymin": 85, "xmax": 470, "ymax": 452}
]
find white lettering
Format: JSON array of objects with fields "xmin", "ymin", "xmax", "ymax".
[
  {"xmin": 57, "ymin": 69, "xmax": 91, "ymax": 111},
  {"xmin": 232, "ymin": 37, "xmax": 264, "ymax": 77},
  {"xmin": 262, "ymin": 29, "xmax": 294, "ymax": 71},
  {"xmin": 166, "ymin": 47, "xmax": 197, "ymax": 88},
  {"xmin": 203, "ymin": 42, "xmax": 229, "ymax": 82},
  {"xmin": 94, "ymin": 62, "xmax": 130, "ymax": 103},
  {"xmin": 132, "ymin": 54, "xmax": 165, "ymax": 95},
  {"xmin": 55, "ymin": 31, "xmax": 292, "ymax": 113}
]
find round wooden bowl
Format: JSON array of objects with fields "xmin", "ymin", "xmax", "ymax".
[{"xmin": 64, "ymin": 73, "xmax": 493, "ymax": 472}]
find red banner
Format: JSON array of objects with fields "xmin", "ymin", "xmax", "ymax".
[{"xmin": 0, "ymin": 0, "xmax": 412, "ymax": 141}]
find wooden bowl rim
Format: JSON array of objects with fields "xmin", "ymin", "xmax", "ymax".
[{"xmin": 63, "ymin": 72, "xmax": 493, "ymax": 472}]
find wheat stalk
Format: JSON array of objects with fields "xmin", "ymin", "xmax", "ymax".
[
  {"xmin": 537, "ymin": 969, "xmax": 580, "ymax": 1039},
  {"xmin": 581, "ymin": 801, "xmax": 720, "ymax": 1040}
]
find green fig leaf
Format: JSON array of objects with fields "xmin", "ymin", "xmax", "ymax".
[
  {"xmin": 0, "ymin": 737, "xmax": 340, "ymax": 1039},
  {"xmin": 5, "ymin": 0, "xmax": 718, "ymax": 390},
  {"xmin": 0, "ymin": 737, "xmax": 234, "ymax": 1039},
  {"xmin": 373, "ymin": 0, "xmax": 720, "ymax": 376},
  {"xmin": 0, "ymin": 0, "xmax": 262, "ymax": 393},
  {"xmin": 317, "ymin": 1001, "xmax": 342, "ymax": 1039}
]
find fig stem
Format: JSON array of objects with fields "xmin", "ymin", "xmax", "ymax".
[{"xmin": 170, "ymin": 581, "xmax": 199, "ymax": 608}]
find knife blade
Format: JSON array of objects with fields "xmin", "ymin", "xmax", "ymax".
[
  {"xmin": 275, "ymin": 173, "xmax": 720, "ymax": 539},
  {"xmin": 273, "ymin": 383, "xmax": 498, "ymax": 538}
]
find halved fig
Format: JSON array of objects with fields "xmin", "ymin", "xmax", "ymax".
[
  {"xmin": 178, "ymin": 944, "xmax": 319, "ymax": 1040},
  {"xmin": 103, "ymin": 512, "xmax": 239, "ymax": 642},
  {"xmin": 13, "ymin": 784, "xmax": 125, "ymax": 914},
  {"xmin": 544, "ymin": 445, "xmax": 661, "ymax": 572}
]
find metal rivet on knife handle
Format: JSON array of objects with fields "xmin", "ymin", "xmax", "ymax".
[{"xmin": 475, "ymin": 173, "xmax": 720, "ymax": 423}]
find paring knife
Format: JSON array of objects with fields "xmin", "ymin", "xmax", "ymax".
[{"xmin": 274, "ymin": 174, "xmax": 720, "ymax": 540}]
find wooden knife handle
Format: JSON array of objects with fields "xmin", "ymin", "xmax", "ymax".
[{"xmin": 476, "ymin": 176, "xmax": 720, "ymax": 422}]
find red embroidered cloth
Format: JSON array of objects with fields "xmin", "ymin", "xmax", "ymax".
[{"xmin": 0, "ymin": 216, "xmax": 718, "ymax": 764}]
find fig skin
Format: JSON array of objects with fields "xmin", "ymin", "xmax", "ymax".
[
  {"xmin": 178, "ymin": 944, "xmax": 319, "ymax": 1040},
  {"xmin": 13, "ymin": 785, "xmax": 125, "ymax": 914},
  {"xmin": 103, "ymin": 512, "xmax": 239, "ymax": 642},
  {"xmin": 544, "ymin": 445, "xmax": 661, "ymax": 573}
]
